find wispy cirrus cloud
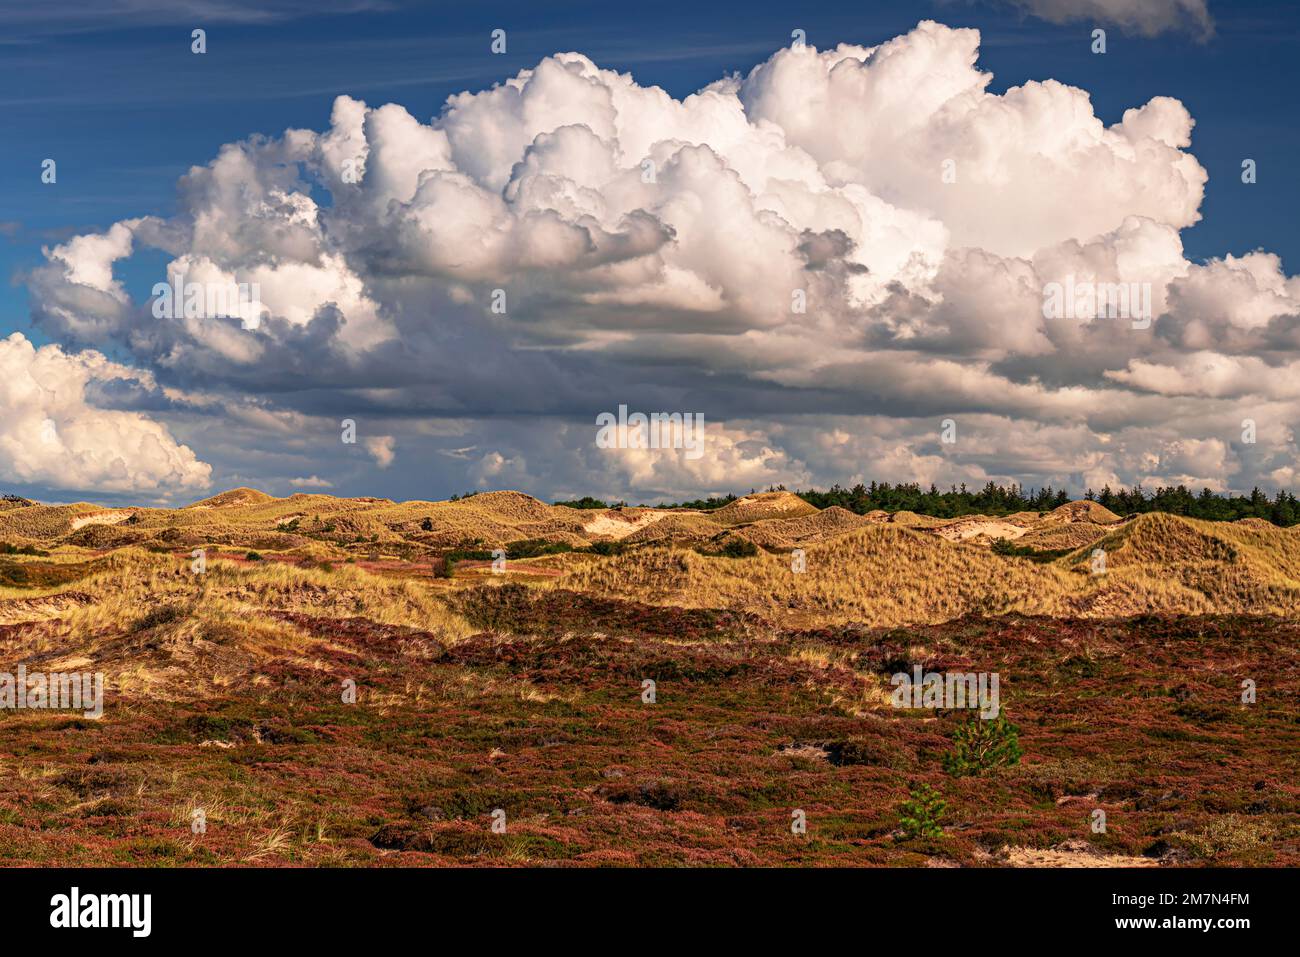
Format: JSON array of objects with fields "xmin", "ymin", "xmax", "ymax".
[{"xmin": 0, "ymin": 0, "xmax": 392, "ymax": 41}]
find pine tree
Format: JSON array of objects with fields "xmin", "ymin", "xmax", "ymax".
[
  {"xmin": 897, "ymin": 783, "xmax": 947, "ymax": 840},
  {"xmin": 943, "ymin": 714, "xmax": 1024, "ymax": 777}
]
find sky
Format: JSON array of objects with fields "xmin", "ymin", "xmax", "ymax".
[{"xmin": 2, "ymin": 0, "xmax": 1299, "ymax": 505}]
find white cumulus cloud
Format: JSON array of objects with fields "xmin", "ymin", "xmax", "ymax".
[
  {"xmin": 19, "ymin": 19, "xmax": 1300, "ymax": 501},
  {"xmin": 0, "ymin": 333, "xmax": 211, "ymax": 494}
]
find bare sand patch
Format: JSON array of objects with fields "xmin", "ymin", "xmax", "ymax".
[
  {"xmin": 931, "ymin": 518, "xmax": 1028, "ymax": 542},
  {"xmin": 70, "ymin": 510, "xmax": 133, "ymax": 532},
  {"xmin": 1000, "ymin": 840, "xmax": 1157, "ymax": 867},
  {"xmin": 583, "ymin": 510, "xmax": 672, "ymax": 539}
]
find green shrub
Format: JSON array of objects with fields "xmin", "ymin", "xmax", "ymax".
[
  {"xmin": 584, "ymin": 540, "xmax": 628, "ymax": 557},
  {"xmin": 897, "ymin": 783, "xmax": 947, "ymax": 840},
  {"xmin": 446, "ymin": 547, "xmax": 495, "ymax": 562},
  {"xmin": 506, "ymin": 539, "xmax": 573, "ymax": 559},
  {"xmin": 991, "ymin": 538, "xmax": 1072, "ymax": 562},
  {"xmin": 720, "ymin": 538, "xmax": 759, "ymax": 558},
  {"xmin": 0, "ymin": 562, "xmax": 29, "ymax": 587},
  {"xmin": 943, "ymin": 714, "xmax": 1024, "ymax": 777},
  {"xmin": 133, "ymin": 602, "xmax": 190, "ymax": 632},
  {"xmin": 0, "ymin": 542, "xmax": 48, "ymax": 556},
  {"xmin": 695, "ymin": 538, "xmax": 759, "ymax": 559},
  {"xmin": 453, "ymin": 583, "xmax": 532, "ymax": 631}
]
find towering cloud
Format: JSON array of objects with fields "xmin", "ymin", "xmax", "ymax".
[{"xmin": 22, "ymin": 20, "xmax": 1299, "ymax": 501}]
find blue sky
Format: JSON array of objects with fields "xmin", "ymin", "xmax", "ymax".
[{"xmin": 3, "ymin": 0, "xmax": 1300, "ymax": 504}]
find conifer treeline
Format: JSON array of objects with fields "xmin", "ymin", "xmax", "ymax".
[
  {"xmin": 634, "ymin": 482, "xmax": 1300, "ymax": 527},
  {"xmin": 800, "ymin": 482, "xmax": 1300, "ymax": 526}
]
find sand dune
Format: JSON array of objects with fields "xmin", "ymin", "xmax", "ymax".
[{"xmin": 5, "ymin": 486, "xmax": 1297, "ymax": 628}]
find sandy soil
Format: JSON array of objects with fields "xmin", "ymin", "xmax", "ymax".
[
  {"xmin": 583, "ymin": 510, "xmax": 672, "ymax": 539},
  {"xmin": 931, "ymin": 518, "xmax": 1028, "ymax": 542},
  {"xmin": 69, "ymin": 510, "xmax": 133, "ymax": 531},
  {"xmin": 1000, "ymin": 841, "xmax": 1159, "ymax": 867}
]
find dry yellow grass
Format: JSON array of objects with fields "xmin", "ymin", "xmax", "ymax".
[
  {"xmin": 0, "ymin": 549, "xmax": 471, "ymax": 701},
  {"xmin": 185, "ymin": 487, "xmax": 277, "ymax": 509},
  {"xmin": 61, "ymin": 551, "xmax": 470, "ymax": 638},
  {"xmin": 1044, "ymin": 500, "xmax": 1124, "ymax": 525},
  {"xmin": 9, "ymin": 488, "xmax": 598, "ymax": 552},
  {"xmin": 1064, "ymin": 512, "xmax": 1300, "ymax": 615},
  {"xmin": 9, "ymin": 486, "xmax": 1300, "ymax": 632},
  {"xmin": 882, "ymin": 510, "xmax": 945, "ymax": 528},
  {"xmin": 622, "ymin": 511, "xmax": 726, "ymax": 544},
  {"xmin": 564, "ymin": 524, "xmax": 1080, "ymax": 626},
  {"xmin": 0, "ymin": 503, "xmax": 102, "ymax": 541},
  {"xmin": 728, "ymin": 506, "xmax": 869, "ymax": 549},
  {"xmin": 563, "ymin": 512, "xmax": 1300, "ymax": 626},
  {"xmin": 1013, "ymin": 521, "xmax": 1111, "ymax": 551},
  {"xmin": 710, "ymin": 491, "xmax": 819, "ymax": 525}
]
